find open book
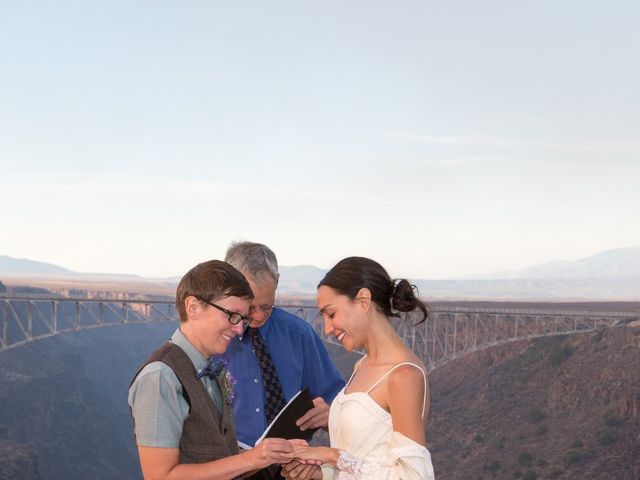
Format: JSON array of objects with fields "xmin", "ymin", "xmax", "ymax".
[{"xmin": 237, "ymin": 387, "xmax": 318, "ymax": 449}]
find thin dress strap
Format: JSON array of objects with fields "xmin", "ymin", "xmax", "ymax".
[
  {"xmin": 346, "ymin": 355, "xmax": 367, "ymax": 386},
  {"xmin": 365, "ymin": 362, "xmax": 428, "ymax": 418}
]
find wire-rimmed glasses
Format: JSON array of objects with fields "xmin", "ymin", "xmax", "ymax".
[{"xmin": 248, "ymin": 304, "xmax": 276, "ymax": 315}]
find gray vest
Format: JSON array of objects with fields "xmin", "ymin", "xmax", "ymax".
[{"xmin": 132, "ymin": 342, "xmax": 239, "ymax": 466}]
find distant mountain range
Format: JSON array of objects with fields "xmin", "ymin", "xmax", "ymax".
[
  {"xmin": 0, "ymin": 255, "xmax": 151, "ymax": 282},
  {"xmin": 487, "ymin": 247, "xmax": 640, "ymax": 279},
  {"xmin": 278, "ymin": 265, "xmax": 328, "ymax": 294},
  {"xmin": 1, "ymin": 248, "xmax": 639, "ymax": 301},
  {"xmin": 0, "ymin": 255, "xmax": 73, "ymax": 275}
]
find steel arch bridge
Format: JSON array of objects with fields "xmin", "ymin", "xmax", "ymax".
[{"xmin": 1, "ymin": 296, "xmax": 636, "ymax": 371}]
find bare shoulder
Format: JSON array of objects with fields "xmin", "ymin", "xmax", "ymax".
[
  {"xmin": 387, "ymin": 360, "xmax": 429, "ymax": 438},
  {"xmin": 387, "ymin": 362, "xmax": 427, "ymax": 390}
]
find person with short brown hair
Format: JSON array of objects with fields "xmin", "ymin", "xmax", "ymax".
[{"xmin": 129, "ymin": 260, "xmax": 300, "ymax": 480}]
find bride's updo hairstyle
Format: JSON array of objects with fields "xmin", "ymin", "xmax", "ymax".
[{"xmin": 318, "ymin": 256, "xmax": 428, "ymax": 324}]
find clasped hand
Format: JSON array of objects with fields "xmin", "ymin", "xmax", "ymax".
[
  {"xmin": 275, "ymin": 397, "xmax": 332, "ymax": 479},
  {"xmin": 249, "ymin": 437, "xmax": 303, "ymax": 469},
  {"xmin": 248, "ymin": 439, "xmax": 322, "ymax": 469},
  {"xmin": 281, "ymin": 445, "xmax": 332, "ymax": 480}
]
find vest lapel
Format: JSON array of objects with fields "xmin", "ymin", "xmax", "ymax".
[{"xmin": 214, "ymin": 374, "xmax": 237, "ymax": 451}]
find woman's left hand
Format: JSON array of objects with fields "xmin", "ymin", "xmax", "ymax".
[{"xmin": 291, "ymin": 446, "xmax": 337, "ymax": 465}]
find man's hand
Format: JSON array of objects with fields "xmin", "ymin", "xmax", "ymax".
[
  {"xmin": 281, "ymin": 460, "xmax": 323, "ymax": 480},
  {"xmin": 296, "ymin": 397, "xmax": 330, "ymax": 431}
]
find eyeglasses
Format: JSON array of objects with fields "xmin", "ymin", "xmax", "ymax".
[
  {"xmin": 199, "ymin": 299, "xmax": 253, "ymax": 327},
  {"xmin": 248, "ymin": 304, "xmax": 276, "ymax": 314}
]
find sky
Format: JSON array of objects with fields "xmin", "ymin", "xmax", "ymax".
[{"xmin": 1, "ymin": 0, "xmax": 639, "ymax": 280}]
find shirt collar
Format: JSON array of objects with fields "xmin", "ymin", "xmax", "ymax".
[
  {"xmin": 253, "ymin": 307, "xmax": 279, "ymax": 338},
  {"xmin": 170, "ymin": 327, "xmax": 208, "ymax": 371}
]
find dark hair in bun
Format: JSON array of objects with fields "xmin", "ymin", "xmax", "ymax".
[{"xmin": 318, "ymin": 256, "xmax": 428, "ymax": 324}]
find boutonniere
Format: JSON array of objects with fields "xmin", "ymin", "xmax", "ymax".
[
  {"xmin": 216, "ymin": 359, "xmax": 238, "ymax": 403},
  {"xmin": 197, "ymin": 357, "xmax": 237, "ymax": 403}
]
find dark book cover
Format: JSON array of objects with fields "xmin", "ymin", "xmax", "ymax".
[
  {"xmin": 256, "ymin": 387, "xmax": 318, "ymax": 443},
  {"xmin": 242, "ymin": 389, "xmax": 319, "ymax": 480}
]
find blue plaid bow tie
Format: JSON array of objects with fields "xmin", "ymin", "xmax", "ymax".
[{"xmin": 196, "ymin": 356, "xmax": 226, "ymax": 380}]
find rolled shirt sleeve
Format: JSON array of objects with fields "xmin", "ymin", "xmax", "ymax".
[{"xmin": 128, "ymin": 361, "xmax": 190, "ymax": 448}]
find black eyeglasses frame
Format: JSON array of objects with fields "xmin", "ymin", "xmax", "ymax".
[{"xmin": 199, "ymin": 298, "xmax": 253, "ymax": 327}]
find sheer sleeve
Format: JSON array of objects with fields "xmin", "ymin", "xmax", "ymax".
[{"xmin": 323, "ymin": 432, "xmax": 434, "ymax": 480}]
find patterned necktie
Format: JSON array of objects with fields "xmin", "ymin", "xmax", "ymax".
[{"xmin": 248, "ymin": 327, "xmax": 286, "ymax": 423}]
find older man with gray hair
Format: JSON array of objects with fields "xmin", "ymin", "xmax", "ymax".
[{"xmin": 221, "ymin": 241, "xmax": 344, "ymax": 477}]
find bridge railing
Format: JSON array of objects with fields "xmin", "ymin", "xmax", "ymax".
[
  {"xmin": 288, "ymin": 305, "xmax": 637, "ymax": 369},
  {"xmin": 394, "ymin": 308, "xmax": 636, "ymax": 370},
  {"xmin": 1, "ymin": 296, "xmax": 637, "ymax": 371},
  {"xmin": 0, "ymin": 296, "xmax": 177, "ymax": 351}
]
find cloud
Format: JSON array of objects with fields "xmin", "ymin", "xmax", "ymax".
[
  {"xmin": 0, "ymin": 176, "xmax": 263, "ymax": 194},
  {"xmin": 386, "ymin": 132, "xmax": 514, "ymax": 147},
  {"xmin": 0, "ymin": 172, "xmax": 482, "ymax": 214},
  {"xmin": 386, "ymin": 132, "xmax": 640, "ymax": 153}
]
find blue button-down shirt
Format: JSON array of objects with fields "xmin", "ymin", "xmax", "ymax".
[{"xmin": 221, "ymin": 307, "xmax": 345, "ymax": 446}]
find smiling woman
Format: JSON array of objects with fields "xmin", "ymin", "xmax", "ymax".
[
  {"xmin": 283, "ymin": 257, "xmax": 434, "ymax": 480},
  {"xmin": 128, "ymin": 260, "xmax": 302, "ymax": 480}
]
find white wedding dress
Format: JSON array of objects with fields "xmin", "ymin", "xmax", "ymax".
[{"xmin": 322, "ymin": 359, "xmax": 435, "ymax": 479}]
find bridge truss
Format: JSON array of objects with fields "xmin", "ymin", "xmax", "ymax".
[
  {"xmin": 290, "ymin": 306, "xmax": 636, "ymax": 370},
  {"xmin": 0, "ymin": 296, "xmax": 177, "ymax": 351},
  {"xmin": 1, "ymin": 296, "xmax": 636, "ymax": 370}
]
